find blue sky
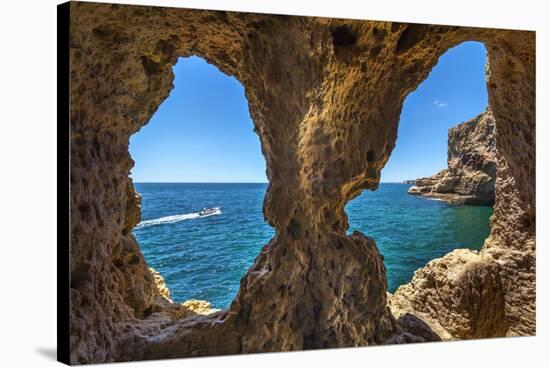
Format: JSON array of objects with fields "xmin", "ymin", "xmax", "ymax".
[
  {"xmin": 381, "ymin": 41, "xmax": 488, "ymax": 182},
  {"xmin": 130, "ymin": 41, "xmax": 487, "ymax": 183},
  {"xmin": 130, "ymin": 56, "xmax": 266, "ymax": 182}
]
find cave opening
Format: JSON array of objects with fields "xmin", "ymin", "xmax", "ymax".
[
  {"xmin": 66, "ymin": 6, "xmax": 536, "ymax": 359},
  {"xmin": 128, "ymin": 56, "xmax": 274, "ymax": 310},
  {"xmin": 346, "ymin": 41, "xmax": 494, "ymax": 292}
]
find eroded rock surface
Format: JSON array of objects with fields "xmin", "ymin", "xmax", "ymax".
[
  {"xmin": 67, "ymin": 1, "xmax": 535, "ymax": 364},
  {"xmin": 389, "ymin": 249, "xmax": 508, "ymax": 340},
  {"xmin": 408, "ymin": 109, "xmax": 496, "ymax": 205},
  {"xmin": 393, "ymin": 103, "xmax": 535, "ymax": 341}
]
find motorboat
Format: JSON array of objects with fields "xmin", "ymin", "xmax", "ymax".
[{"xmin": 198, "ymin": 207, "xmax": 219, "ymax": 216}]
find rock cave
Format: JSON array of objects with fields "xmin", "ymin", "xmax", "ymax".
[{"xmin": 67, "ymin": 2, "xmax": 535, "ymax": 364}]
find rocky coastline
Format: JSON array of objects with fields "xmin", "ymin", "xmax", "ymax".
[
  {"xmin": 408, "ymin": 109, "xmax": 496, "ymax": 205},
  {"xmin": 67, "ymin": 2, "xmax": 535, "ymax": 363},
  {"xmin": 148, "ymin": 267, "xmax": 220, "ymax": 320}
]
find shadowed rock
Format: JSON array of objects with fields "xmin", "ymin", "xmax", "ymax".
[
  {"xmin": 389, "ymin": 249, "xmax": 509, "ymax": 340},
  {"xmin": 67, "ymin": 1, "xmax": 535, "ymax": 363}
]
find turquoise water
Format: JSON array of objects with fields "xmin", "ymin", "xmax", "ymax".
[
  {"xmin": 133, "ymin": 183, "xmax": 492, "ymax": 309},
  {"xmin": 346, "ymin": 183, "xmax": 492, "ymax": 290}
]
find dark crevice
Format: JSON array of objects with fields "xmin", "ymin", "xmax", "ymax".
[
  {"xmin": 287, "ymin": 218, "xmax": 302, "ymax": 240},
  {"xmin": 331, "ymin": 25, "xmax": 357, "ymax": 47},
  {"xmin": 141, "ymin": 55, "xmax": 162, "ymax": 75},
  {"xmin": 366, "ymin": 149, "xmax": 376, "ymax": 162},
  {"xmin": 395, "ymin": 24, "xmax": 429, "ymax": 54}
]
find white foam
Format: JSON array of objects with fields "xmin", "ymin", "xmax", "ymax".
[{"xmin": 135, "ymin": 208, "xmax": 221, "ymax": 229}]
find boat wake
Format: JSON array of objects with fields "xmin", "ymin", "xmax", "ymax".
[{"xmin": 135, "ymin": 208, "xmax": 221, "ymax": 229}]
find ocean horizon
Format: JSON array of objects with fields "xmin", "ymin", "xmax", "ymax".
[
  {"xmin": 132, "ymin": 182, "xmax": 492, "ymax": 309},
  {"xmin": 133, "ymin": 181, "xmax": 412, "ymax": 184}
]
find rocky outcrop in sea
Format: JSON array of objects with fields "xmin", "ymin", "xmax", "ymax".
[{"xmin": 408, "ymin": 109, "xmax": 496, "ymax": 205}]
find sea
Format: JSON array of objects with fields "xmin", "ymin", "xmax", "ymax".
[{"xmin": 132, "ymin": 182, "xmax": 492, "ymax": 309}]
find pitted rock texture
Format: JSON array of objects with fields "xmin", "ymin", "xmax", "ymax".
[
  {"xmin": 389, "ymin": 249, "xmax": 509, "ymax": 339},
  {"xmin": 408, "ymin": 109, "xmax": 496, "ymax": 205},
  {"xmin": 68, "ymin": 1, "xmax": 535, "ymax": 364}
]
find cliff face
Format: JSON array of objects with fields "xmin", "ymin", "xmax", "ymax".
[
  {"xmin": 389, "ymin": 249, "xmax": 509, "ymax": 340},
  {"xmin": 67, "ymin": 2, "xmax": 535, "ymax": 364},
  {"xmin": 408, "ymin": 109, "xmax": 496, "ymax": 205}
]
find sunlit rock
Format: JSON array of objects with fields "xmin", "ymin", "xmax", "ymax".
[
  {"xmin": 67, "ymin": 1, "xmax": 535, "ymax": 363},
  {"xmin": 408, "ymin": 109, "xmax": 496, "ymax": 205}
]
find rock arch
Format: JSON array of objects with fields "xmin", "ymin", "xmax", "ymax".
[{"xmin": 68, "ymin": 2, "xmax": 535, "ymax": 363}]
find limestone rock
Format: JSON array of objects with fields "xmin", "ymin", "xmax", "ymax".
[
  {"xmin": 150, "ymin": 268, "xmax": 171, "ymax": 301},
  {"xmin": 66, "ymin": 1, "xmax": 535, "ymax": 363},
  {"xmin": 389, "ymin": 249, "xmax": 509, "ymax": 340},
  {"xmin": 408, "ymin": 109, "xmax": 496, "ymax": 205},
  {"xmin": 383, "ymin": 312, "xmax": 442, "ymax": 344},
  {"xmin": 181, "ymin": 300, "xmax": 220, "ymax": 315}
]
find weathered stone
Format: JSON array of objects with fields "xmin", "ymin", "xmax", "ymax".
[
  {"xmin": 181, "ymin": 300, "xmax": 220, "ymax": 315},
  {"xmin": 408, "ymin": 109, "xmax": 497, "ymax": 205},
  {"xmin": 389, "ymin": 249, "xmax": 509, "ymax": 340},
  {"xmin": 384, "ymin": 312, "xmax": 442, "ymax": 344},
  {"xmin": 67, "ymin": 1, "xmax": 535, "ymax": 364},
  {"xmin": 150, "ymin": 268, "xmax": 171, "ymax": 301}
]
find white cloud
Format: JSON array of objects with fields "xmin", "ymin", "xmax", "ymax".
[{"xmin": 433, "ymin": 100, "xmax": 449, "ymax": 108}]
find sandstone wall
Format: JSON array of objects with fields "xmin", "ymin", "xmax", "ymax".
[
  {"xmin": 67, "ymin": 2, "xmax": 535, "ymax": 363},
  {"xmin": 408, "ymin": 109, "xmax": 496, "ymax": 205}
]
